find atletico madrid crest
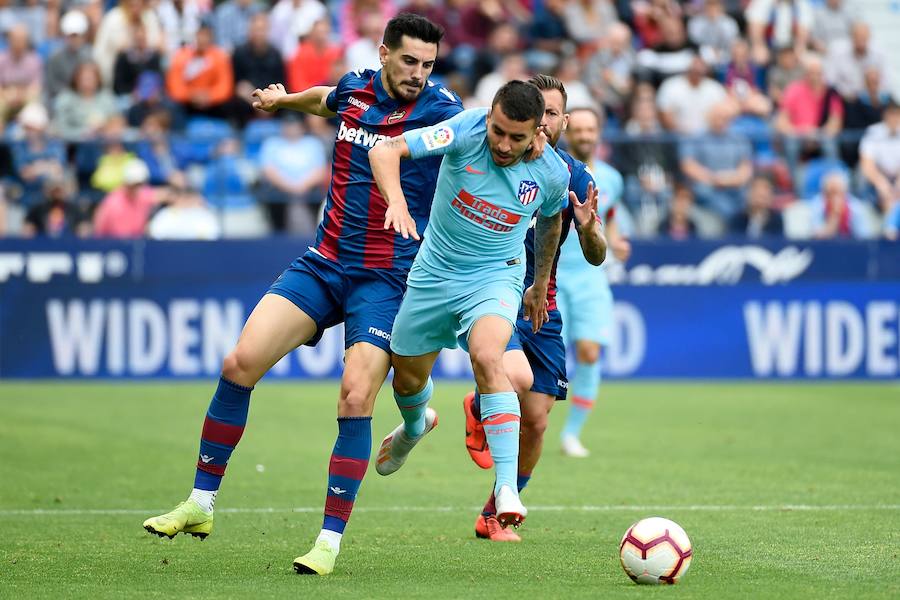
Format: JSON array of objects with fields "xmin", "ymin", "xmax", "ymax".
[{"xmin": 518, "ymin": 180, "xmax": 539, "ymax": 205}]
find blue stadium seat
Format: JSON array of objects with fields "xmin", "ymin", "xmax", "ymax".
[
  {"xmin": 243, "ymin": 119, "xmax": 282, "ymax": 161},
  {"xmin": 801, "ymin": 158, "xmax": 849, "ymax": 200},
  {"xmin": 173, "ymin": 117, "xmax": 235, "ymax": 165}
]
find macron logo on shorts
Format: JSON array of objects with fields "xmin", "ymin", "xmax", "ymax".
[{"xmin": 368, "ymin": 326, "xmax": 392, "ymax": 341}]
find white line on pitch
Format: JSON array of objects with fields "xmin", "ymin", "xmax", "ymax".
[{"xmin": 0, "ymin": 504, "xmax": 898, "ymax": 517}]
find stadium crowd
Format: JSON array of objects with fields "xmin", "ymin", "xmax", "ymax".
[{"xmin": 0, "ymin": 0, "xmax": 898, "ymax": 240}]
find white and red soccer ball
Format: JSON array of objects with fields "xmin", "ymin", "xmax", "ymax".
[{"xmin": 619, "ymin": 517, "xmax": 693, "ymax": 585}]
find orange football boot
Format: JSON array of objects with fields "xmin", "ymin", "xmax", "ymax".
[
  {"xmin": 463, "ymin": 391, "xmax": 493, "ymax": 469},
  {"xmin": 474, "ymin": 514, "xmax": 522, "ymax": 542}
]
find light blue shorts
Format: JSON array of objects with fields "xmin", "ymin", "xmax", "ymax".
[
  {"xmin": 556, "ymin": 267, "xmax": 613, "ymax": 346},
  {"xmin": 390, "ymin": 262, "xmax": 523, "ymax": 357}
]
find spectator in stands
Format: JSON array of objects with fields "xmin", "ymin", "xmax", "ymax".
[
  {"xmin": 657, "ymin": 54, "xmax": 727, "ymax": 134},
  {"xmin": 202, "ymin": 137, "xmax": 269, "ymax": 237},
  {"xmin": 12, "ymin": 103, "xmax": 66, "ymax": 206},
  {"xmin": 459, "ymin": 0, "xmax": 517, "ymax": 50},
  {"xmin": 810, "ymin": 171, "xmax": 873, "ymax": 239},
  {"xmin": 112, "ymin": 23, "xmax": 163, "ymax": 97},
  {"xmin": 0, "ymin": 24, "xmax": 43, "ymax": 128},
  {"xmin": 135, "ymin": 109, "xmax": 179, "ymax": 186},
  {"xmin": 635, "ymin": 17, "xmax": 695, "ymax": 86},
  {"xmin": 528, "ymin": 0, "xmax": 571, "ymax": 61},
  {"xmin": 724, "ymin": 38, "xmax": 772, "ymax": 117},
  {"xmin": 257, "ymin": 114, "xmax": 327, "ymax": 234},
  {"xmin": 471, "ymin": 23, "xmax": 521, "ymax": 92},
  {"xmin": 213, "ymin": 0, "xmax": 264, "ymax": 53},
  {"xmin": 844, "ymin": 65, "xmax": 891, "ymax": 132},
  {"xmin": 657, "ymin": 184, "xmax": 699, "ymax": 240},
  {"xmin": 811, "ymin": 0, "xmax": 854, "ymax": 54},
  {"xmin": 474, "ymin": 53, "xmax": 530, "ymax": 108},
  {"xmin": 127, "ymin": 71, "xmax": 183, "ymax": 130},
  {"xmin": 93, "ymin": 158, "xmax": 159, "ymax": 238},
  {"xmin": 345, "ymin": 8, "xmax": 384, "ymax": 73},
  {"xmin": 584, "ymin": 22, "xmax": 634, "ymax": 118},
  {"xmin": 556, "ymin": 59, "xmax": 594, "ymax": 110},
  {"xmin": 45, "ymin": 10, "xmax": 92, "ymax": 101},
  {"xmin": 166, "ymin": 21, "xmax": 235, "ymax": 120},
  {"xmin": 687, "ymin": 0, "xmax": 739, "ymax": 69},
  {"xmin": 767, "ymin": 45, "xmax": 804, "ymax": 106},
  {"xmin": 825, "ymin": 22, "xmax": 889, "ymax": 103},
  {"xmin": 52, "ymin": 61, "xmax": 119, "ymax": 142},
  {"xmin": 93, "ymin": 0, "xmax": 163, "ymax": 87},
  {"xmin": 775, "ymin": 53, "xmax": 842, "ymax": 183},
  {"xmin": 156, "ymin": 0, "xmax": 207, "ymax": 54},
  {"xmin": 617, "ymin": 95, "xmax": 678, "ymax": 230},
  {"xmin": 90, "ymin": 115, "xmax": 137, "ymax": 194},
  {"xmin": 148, "ymin": 185, "xmax": 221, "ymax": 240},
  {"xmin": 233, "ymin": 13, "xmax": 285, "ymax": 121},
  {"xmin": 286, "ymin": 18, "xmax": 342, "ymax": 93},
  {"xmin": 746, "ymin": 0, "xmax": 813, "ymax": 65},
  {"xmin": 563, "ymin": 0, "xmax": 619, "ymax": 50},
  {"xmin": 340, "ymin": 0, "xmax": 398, "ymax": 47},
  {"xmin": 680, "ymin": 101, "xmax": 753, "ymax": 219},
  {"xmin": 884, "ymin": 202, "xmax": 900, "ymax": 240},
  {"xmin": 632, "ymin": 0, "xmax": 682, "ymax": 49},
  {"xmin": 729, "ymin": 175, "xmax": 784, "ymax": 237},
  {"xmin": 859, "ymin": 99, "xmax": 900, "ymax": 213},
  {"xmin": 22, "ymin": 175, "xmax": 90, "ymax": 238},
  {"xmin": 269, "ymin": 0, "xmax": 328, "ymax": 59},
  {"xmin": 8, "ymin": 0, "xmax": 47, "ymax": 48}
]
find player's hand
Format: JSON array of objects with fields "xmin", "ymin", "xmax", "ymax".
[
  {"xmin": 572, "ymin": 182, "xmax": 599, "ymax": 230},
  {"xmin": 522, "ymin": 283, "xmax": 550, "ymax": 333},
  {"xmin": 251, "ymin": 83, "xmax": 287, "ymax": 112},
  {"xmin": 612, "ymin": 237, "xmax": 631, "ymax": 262},
  {"xmin": 384, "ymin": 202, "xmax": 420, "ymax": 241},
  {"xmin": 524, "ymin": 128, "xmax": 548, "ymax": 162}
]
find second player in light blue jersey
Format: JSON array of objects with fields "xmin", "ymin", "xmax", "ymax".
[
  {"xmin": 369, "ymin": 81, "xmax": 570, "ymax": 529},
  {"xmin": 556, "ymin": 107, "xmax": 632, "ymax": 458}
]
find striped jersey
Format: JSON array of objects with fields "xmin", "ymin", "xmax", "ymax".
[{"xmin": 315, "ymin": 69, "xmax": 463, "ymax": 269}]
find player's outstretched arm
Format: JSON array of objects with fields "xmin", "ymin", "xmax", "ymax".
[
  {"xmin": 523, "ymin": 211, "xmax": 562, "ymax": 332},
  {"xmin": 572, "ymin": 182, "xmax": 607, "ymax": 266},
  {"xmin": 370, "ymin": 136, "xmax": 419, "ymax": 241},
  {"xmin": 251, "ymin": 83, "xmax": 337, "ymax": 118}
]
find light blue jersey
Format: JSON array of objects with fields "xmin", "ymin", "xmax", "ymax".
[
  {"xmin": 390, "ymin": 108, "xmax": 570, "ymax": 357},
  {"xmin": 555, "ymin": 159, "xmax": 623, "ymax": 347},
  {"xmin": 404, "ymin": 108, "xmax": 570, "ymax": 278}
]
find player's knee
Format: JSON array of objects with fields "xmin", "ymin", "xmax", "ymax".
[
  {"xmin": 522, "ymin": 410, "xmax": 548, "ymax": 439},
  {"xmin": 577, "ymin": 343, "xmax": 601, "ymax": 365},
  {"xmin": 339, "ymin": 384, "xmax": 374, "ymax": 416},
  {"xmin": 470, "ymin": 349, "xmax": 505, "ymax": 387},
  {"xmin": 221, "ymin": 347, "xmax": 261, "ymax": 387},
  {"xmin": 392, "ymin": 370, "xmax": 427, "ymax": 397},
  {"xmin": 508, "ymin": 368, "xmax": 533, "ymax": 397}
]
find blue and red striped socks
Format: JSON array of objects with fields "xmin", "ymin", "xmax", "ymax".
[
  {"xmin": 319, "ymin": 416, "xmax": 372, "ymax": 553},
  {"xmin": 190, "ymin": 377, "xmax": 252, "ymax": 512}
]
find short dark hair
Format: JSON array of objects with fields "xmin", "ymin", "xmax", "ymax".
[
  {"xmin": 383, "ymin": 13, "xmax": 444, "ymax": 50},
  {"xmin": 529, "ymin": 74, "xmax": 568, "ymax": 109},
  {"xmin": 491, "ymin": 81, "xmax": 545, "ymax": 124}
]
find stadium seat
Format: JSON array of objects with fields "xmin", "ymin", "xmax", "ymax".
[
  {"xmin": 782, "ymin": 201, "xmax": 815, "ymax": 239},
  {"xmin": 243, "ymin": 119, "xmax": 283, "ymax": 162},
  {"xmin": 173, "ymin": 117, "xmax": 235, "ymax": 166},
  {"xmin": 801, "ymin": 158, "xmax": 849, "ymax": 200}
]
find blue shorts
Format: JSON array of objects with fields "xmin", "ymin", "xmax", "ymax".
[
  {"xmin": 390, "ymin": 261, "xmax": 523, "ymax": 357},
  {"xmin": 267, "ymin": 250, "xmax": 406, "ymax": 352},
  {"xmin": 556, "ymin": 268, "xmax": 613, "ymax": 346},
  {"xmin": 507, "ymin": 308, "xmax": 568, "ymax": 400}
]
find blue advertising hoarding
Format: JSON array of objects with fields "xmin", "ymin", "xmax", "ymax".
[{"xmin": 1, "ymin": 239, "xmax": 898, "ymax": 379}]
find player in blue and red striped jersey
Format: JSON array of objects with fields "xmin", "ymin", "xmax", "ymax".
[
  {"xmin": 142, "ymin": 14, "xmax": 463, "ymax": 576},
  {"xmin": 462, "ymin": 76, "xmax": 608, "ymax": 541}
]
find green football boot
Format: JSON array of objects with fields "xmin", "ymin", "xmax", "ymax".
[{"xmin": 143, "ymin": 499, "xmax": 213, "ymax": 539}]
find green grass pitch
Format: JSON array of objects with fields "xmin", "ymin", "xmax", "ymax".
[{"xmin": 1, "ymin": 381, "xmax": 898, "ymax": 599}]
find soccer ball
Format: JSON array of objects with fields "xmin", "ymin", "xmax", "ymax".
[{"xmin": 619, "ymin": 517, "xmax": 693, "ymax": 585}]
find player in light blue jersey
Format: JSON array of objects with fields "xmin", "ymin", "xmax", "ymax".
[
  {"xmin": 369, "ymin": 81, "xmax": 569, "ymax": 528},
  {"xmin": 556, "ymin": 107, "xmax": 631, "ymax": 457}
]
